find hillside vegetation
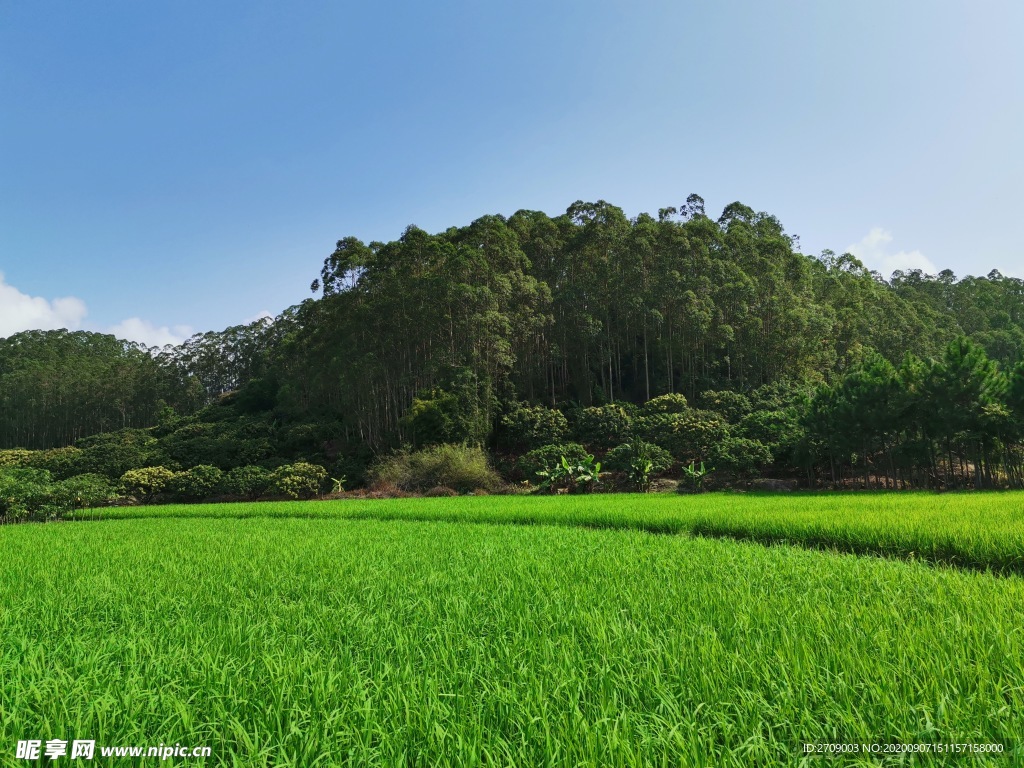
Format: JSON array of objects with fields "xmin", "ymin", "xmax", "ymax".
[{"xmin": 5, "ymin": 197, "xmax": 1024, "ymax": 492}]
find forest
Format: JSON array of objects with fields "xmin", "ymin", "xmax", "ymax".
[{"xmin": 3, "ymin": 196, "xmax": 1024, "ymax": 507}]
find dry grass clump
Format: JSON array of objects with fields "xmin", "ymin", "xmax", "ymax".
[{"xmin": 370, "ymin": 444, "xmax": 502, "ymax": 494}]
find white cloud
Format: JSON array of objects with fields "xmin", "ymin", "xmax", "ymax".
[
  {"xmin": 242, "ymin": 310, "xmax": 274, "ymax": 324},
  {"xmin": 0, "ymin": 271, "xmax": 88, "ymax": 338},
  {"xmin": 846, "ymin": 228, "xmax": 937, "ymax": 276},
  {"xmin": 107, "ymin": 317, "xmax": 194, "ymax": 348},
  {"xmin": 0, "ymin": 272, "xmax": 254, "ymax": 348}
]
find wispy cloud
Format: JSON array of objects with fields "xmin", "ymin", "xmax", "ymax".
[
  {"xmin": 242, "ymin": 310, "xmax": 274, "ymax": 324},
  {"xmin": 107, "ymin": 318, "xmax": 194, "ymax": 348},
  {"xmin": 846, "ymin": 228, "xmax": 936, "ymax": 276},
  {"xmin": 0, "ymin": 271, "xmax": 88, "ymax": 337}
]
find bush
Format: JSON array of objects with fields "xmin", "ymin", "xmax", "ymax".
[
  {"xmin": 697, "ymin": 390, "xmax": 752, "ymax": 424},
  {"xmin": 640, "ymin": 393, "xmax": 689, "ymax": 415},
  {"xmin": 0, "ymin": 448, "xmax": 90, "ymax": 480},
  {"xmin": 370, "ymin": 444, "xmax": 501, "ymax": 494},
  {"xmin": 636, "ymin": 409, "xmax": 728, "ymax": 463},
  {"xmin": 222, "ymin": 465, "xmax": 273, "ymax": 500},
  {"xmin": 516, "ymin": 442, "xmax": 591, "ymax": 481},
  {"xmin": 708, "ymin": 436, "xmax": 773, "ymax": 477},
  {"xmin": 52, "ymin": 474, "xmax": 117, "ymax": 509},
  {"xmin": 271, "ymin": 462, "xmax": 328, "ymax": 499},
  {"xmin": 571, "ymin": 405, "xmax": 632, "ymax": 449},
  {"xmin": 498, "ymin": 403, "xmax": 569, "ymax": 452},
  {"xmin": 400, "ymin": 373, "xmax": 490, "ymax": 448},
  {"xmin": 748, "ymin": 380, "xmax": 807, "ymax": 412},
  {"xmin": 154, "ymin": 417, "xmax": 274, "ymax": 471},
  {"xmin": 25, "ymin": 447, "xmax": 85, "ymax": 480},
  {"xmin": 738, "ymin": 409, "xmax": 804, "ymax": 463},
  {"xmin": 75, "ymin": 430, "xmax": 156, "ymax": 479},
  {"xmin": 120, "ymin": 466, "xmax": 176, "ymax": 503},
  {"xmin": 330, "ymin": 445, "xmax": 375, "ymax": 489},
  {"xmin": 604, "ymin": 440, "xmax": 673, "ymax": 490},
  {"xmin": 171, "ymin": 465, "xmax": 224, "ymax": 501},
  {"xmin": 0, "ymin": 449, "xmax": 34, "ymax": 468},
  {"xmin": 0, "ymin": 469, "xmax": 117, "ymax": 521},
  {"xmin": 0, "ymin": 467, "xmax": 57, "ymax": 522}
]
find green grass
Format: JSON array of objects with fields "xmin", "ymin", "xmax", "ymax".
[
  {"xmin": 74, "ymin": 490, "xmax": 1024, "ymax": 573},
  {"xmin": 2, "ymin": 515, "xmax": 1023, "ymax": 767}
]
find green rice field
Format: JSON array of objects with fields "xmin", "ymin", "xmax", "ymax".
[
  {"xmin": 3, "ymin": 493, "xmax": 1024, "ymax": 766},
  {"xmin": 76, "ymin": 491, "xmax": 1024, "ymax": 573}
]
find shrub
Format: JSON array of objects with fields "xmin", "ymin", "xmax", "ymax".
[
  {"xmin": 0, "ymin": 467, "xmax": 56, "ymax": 522},
  {"xmin": 739, "ymin": 409, "xmax": 804, "ymax": 463},
  {"xmin": 516, "ymin": 442, "xmax": 590, "ymax": 481},
  {"xmin": 636, "ymin": 410, "xmax": 728, "ymax": 463},
  {"xmin": 604, "ymin": 440, "xmax": 673, "ymax": 491},
  {"xmin": 222, "ymin": 465, "xmax": 273, "ymax": 500},
  {"xmin": 708, "ymin": 436, "xmax": 773, "ymax": 477},
  {"xmin": 171, "ymin": 465, "xmax": 224, "ymax": 501},
  {"xmin": 571, "ymin": 404, "xmax": 632, "ymax": 449},
  {"xmin": 0, "ymin": 450, "xmax": 35, "ymax": 469},
  {"xmin": 748, "ymin": 380, "xmax": 807, "ymax": 411},
  {"xmin": 52, "ymin": 474, "xmax": 117, "ymax": 509},
  {"xmin": 498, "ymin": 403, "xmax": 569, "ymax": 452},
  {"xmin": 400, "ymin": 373, "xmax": 491, "ymax": 448},
  {"xmin": 154, "ymin": 417, "xmax": 274, "ymax": 471},
  {"xmin": 604, "ymin": 440, "xmax": 673, "ymax": 473},
  {"xmin": 370, "ymin": 444, "xmax": 501, "ymax": 494},
  {"xmin": 26, "ymin": 447, "xmax": 85, "ymax": 480},
  {"xmin": 271, "ymin": 462, "xmax": 328, "ymax": 499},
  {"xmin": 697, "ymin": 390, "xmax": 752, "ymax": 423},
  {"xmin": 120, "ymin": 466, "xmax": 176, "ymax": 504},
  {"xmin": 76, "ymin": 430, "xmax": 156, "ymax": 479},
  {"xmin": 640, "ymin": 393, "xmax": 689, "ymax": 415}
]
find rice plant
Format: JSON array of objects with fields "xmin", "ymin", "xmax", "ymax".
[{"xmin": 1, "ymin": 516, "xmax": 1023, "ymax": 766}]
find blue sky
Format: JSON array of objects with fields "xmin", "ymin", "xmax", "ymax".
[{"xmin": 1, "ymin": 0, "xmax": 1022, "ymax": 345}]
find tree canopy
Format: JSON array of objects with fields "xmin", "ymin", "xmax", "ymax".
[{"xmin": 6, "ymin": 197, "xmax": 1024, "ymax": 491}]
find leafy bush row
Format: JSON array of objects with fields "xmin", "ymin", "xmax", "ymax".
[
  {"xmin": 0, "ymin": 462, "xmax": 331, "ymax": 522},
  {"xmin": 120, "ymin": 462, "xmax": 329, "ymax": 502},
  {"xmin": 0, "ymin": 468, "xmax": 117, "ymax": 522}
]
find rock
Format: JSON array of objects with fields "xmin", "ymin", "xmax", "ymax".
[
  {"xmin": 650, "ymin": 478, "xmax": 680, "ymax": 493},
  {"xmin": 748, "ymin": 478, "xmax": 797, "ymax": 492}
]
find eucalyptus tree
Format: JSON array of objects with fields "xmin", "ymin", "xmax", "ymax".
[{"xmin": 0, "ymin": 330, "xmax": 196, "ymax": 449}]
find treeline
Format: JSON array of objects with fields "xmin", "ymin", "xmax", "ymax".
[
  {"xmin": 803, "ymin": 340, "xmax": 1024, "ymax": 490},
  {"xmin": 5, "ymin": 197, "xmax": 1024, "ymax": 491},
  {"xmin": 0, "ymin": 330, "xmax": 203, "ymax": 448}
]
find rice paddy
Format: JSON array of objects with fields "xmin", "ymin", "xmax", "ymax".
[
  {"xmin": 75, "ymin": 490, "xmax": 1024, "ymax": 573},
  {"xmin": 2, "ymin": 493, "xmax": 1023, "ymax": 766}
]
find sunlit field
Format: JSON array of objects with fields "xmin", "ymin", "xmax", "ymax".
[
  {"xmin": 1, "ymin": 494, "xmax": 1022, "ymax": 765},
  {"xmin": 75, "ymin": 491, "xmax": 1024, "ymax": 573}
]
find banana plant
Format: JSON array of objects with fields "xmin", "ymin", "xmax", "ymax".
[
  {"xmin": 537, "ymin": 453, "xmax": 602, "ymax": 494},
  {"xmin": 681, "ymin": 460, "xmax": 711, "ymax": 492}
]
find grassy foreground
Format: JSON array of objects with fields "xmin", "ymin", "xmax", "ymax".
[
  {"xmin": 75, "ymin": 490, "xmax": 1024, "ymax": 573},
  {"xmin": 1, "ymin": 513, "xmax": 1023, "ymax": 766}
]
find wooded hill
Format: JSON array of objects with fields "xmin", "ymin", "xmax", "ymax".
[{"xmin": 3, "ymin": 196, "xmax": 1024, "ymax": 491}]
